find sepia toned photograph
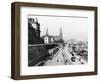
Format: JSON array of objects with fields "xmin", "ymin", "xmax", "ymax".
[{"xmin": 28, "ymin": 15, "xmax": 88, "ymax": 66}]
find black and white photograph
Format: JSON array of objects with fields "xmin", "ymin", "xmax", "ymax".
[
  {"xmin": 11, "ymin": 2, "xmax": 97, "ymax": 79},
  {"xmin": 28, "ymin": 15, "xmax": 88, "ymax": 66}
]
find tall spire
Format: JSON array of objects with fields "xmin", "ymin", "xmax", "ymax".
[
  {"xmin": 60, "ymin": 27, "xmax": 63, "ymax": 39},
  {"xmin": 46, "ymin": 28, "xmax": 49, "ymax": 35},
  {"xmin": 36, "ymin": 17, "xmax": 38, "ymax": 22}
]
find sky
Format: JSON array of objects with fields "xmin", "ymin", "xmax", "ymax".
[{"xmin": 28, "ymin": 15, "xmax": 88, "ymax": 42}]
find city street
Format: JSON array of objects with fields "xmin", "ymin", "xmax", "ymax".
[{"xmin": 43, "ymin": 45, "xmax": 87, "ymax": 66}]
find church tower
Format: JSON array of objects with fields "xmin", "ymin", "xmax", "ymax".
[
  {"xmin": 59, "ymin": 27, "xmax": 63, "ymax": 39},
  {"xmin": 46, "ymin": 28, "xmax": 49, "ymax": 36}
]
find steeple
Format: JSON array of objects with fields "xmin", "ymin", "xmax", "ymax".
[
  {"xmin": 35, "ymin": 17, "xmax": 38, "ymax": 22},
  {"xmin": 46, "ymin": 28, "xmax": 49, "ymax": 35},
  {"xmin": 60, "ymin": 27, "xmax": 63, "ymax": 39}
]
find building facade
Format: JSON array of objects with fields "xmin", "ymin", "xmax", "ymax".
[
  {"xmin": 28, "ymin": 18, "xmax": 43, "ymax": 44},
  {"xmin": 42, "ymin": 28, "xmax": 64, "ymax": 44},
  {"xmin": 42, "ymin": 28, "xmax": 54, "ymax": 44}
]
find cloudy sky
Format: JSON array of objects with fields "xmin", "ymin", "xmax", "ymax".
[{"xmin": 28, "ymin": 15, "xmax": 88, "ymax": 42}]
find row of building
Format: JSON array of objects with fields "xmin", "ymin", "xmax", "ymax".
[{"xmin": 28, "ymin": 18, "xmax": 64, "ymax": 45}]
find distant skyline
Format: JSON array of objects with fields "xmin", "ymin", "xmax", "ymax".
[{"xmin": 28, "ymin": 15, "xmax": 88, "ymax": 42}]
